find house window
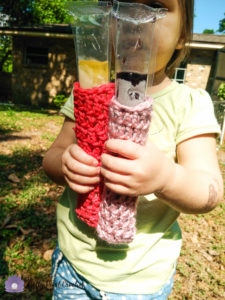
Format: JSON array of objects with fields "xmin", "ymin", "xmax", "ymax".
[
  {"xmin": 173, "ymin": 67, "xmax": 186, "ymax": 83},
  {"xmin": 25, "ymin": 47, "xmax": 48, "ymax": 65}
]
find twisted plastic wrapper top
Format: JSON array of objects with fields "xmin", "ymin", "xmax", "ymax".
[{"xmin": 96, "ymin": 1, "xmax": 167, "ymax": 244}]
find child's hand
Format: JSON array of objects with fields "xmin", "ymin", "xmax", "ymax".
[
  {"xmin": 62, "ymin": 144, "xmax": 101, "ymax": 193},
  {"xmin": 100, "ymin": 139, "xmax": 173, "ymax": 196}
]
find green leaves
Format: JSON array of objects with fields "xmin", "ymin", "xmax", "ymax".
[
  {"xmin": 0, "ymin": 0, "xmax": 69, "ymax": 26},
  {"xmin": 0, "ymin": 0, "xmax": 98, "ymax": 26},
  {"xmin": 32, "ymin": 0, "xmax": 69, "ymax": 24},
  {"xmin": 218, "ymin": 13, "xmax": 225, "ymax": 33},
  {"xmin": 202, "ymin": 29, "xmax": 215, "ymax": 34},
  {"xmin": 218, "ymin": 83, "xmax": 225, "ymax": 101},
  {"xmin": 202, "ymin": 12, "xmax": 225, "ymax": 34},
  {"xmin": 0, "ymin": 35, "xmax": 12, "ymax": 73}
]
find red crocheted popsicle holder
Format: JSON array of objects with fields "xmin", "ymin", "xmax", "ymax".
[
  {"xmin": 73, "ymin": 82, "xmax": 115, "ymax": 227},
  {"xmin": 97, "ymin": 95, "xmax": 153, "ymax": 243}
]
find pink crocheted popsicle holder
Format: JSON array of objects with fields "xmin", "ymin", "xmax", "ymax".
[
  {"xmin": 73, "ymin": 82, "xmax": 115, "ymax": 227},
  {"xmin": 97, "ymin": 95, "xmax": 153, "ymax": 244}
]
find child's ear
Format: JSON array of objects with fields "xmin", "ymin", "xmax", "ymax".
[{"xmin": 176, "ymin": 37, "xmax": 185, "ymax": 50}]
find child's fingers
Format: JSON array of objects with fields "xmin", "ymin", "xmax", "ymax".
[
  {"xmin": 65, "ymin": 169, "xmax": 100, "ymax": 185},
  {"xmin": 101, "ymin": 152, "xmax": 133, "ymax": 175},
  {"xmin": 104, "ymin": 139, "xmax": 142, "ymax": 159},
  {"xmin": 101, "ymin": 166, "xmax": 131, "ymax": 186},
  {"xmin": 69, "ymin": 144, "xmax": 98, "ymax": 166},
  {"xmin": 64, "ymin": 158, "xmax": 100, "ymax": 177},
  {"xmin": 65, "ymin": 176, "xmax": 95, "ymax": 194},
  {"xmin": 104, "ymin": 180, "xmax": 136, "ymax": 196}
]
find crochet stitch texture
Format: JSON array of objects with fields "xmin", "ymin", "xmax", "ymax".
[
  {"xmin": 73, "ymin": 82, "xmax": 115, "ymax": 227},
  {"xmin": 97, "ymin": 96, "xmax": 153, "ymax": 243}
]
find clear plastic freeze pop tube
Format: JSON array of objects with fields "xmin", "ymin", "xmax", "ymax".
[
  {"xmin": 113, "ymin": 0, "xmax": 167, "ymax": 106},
  {"xmin": 96, "ymin": 1, "xmax": 167, "ymax": 244},
  {"xmin": 65, "ymin": 1, "xmax": 112, "ymax": 89},
  {"xmin": 65, "ymin": 2, "xmax": 114, "ymax": 228}
]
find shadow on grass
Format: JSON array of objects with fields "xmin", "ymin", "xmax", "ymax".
[
  {"xmin": 0, "ymin": 135, "xmax": 32, "ymax": 142},
  {"xmin": 0, "ymin": 128, "xmax": 18, "ymax": 135},
  {"xmin": 0, "ymin": 122, "xmax": 22, "ymax": 135},
  {"xmin": 0, "ymin": 148, "xmax": 61, "ymax": 299},
  {"xmin": 0, "ymin": 148, "xmax": 43, "ymax": 187},
  {"xmin": 0, "ymin": 104, "xmax": 60, "ymax": 116}
]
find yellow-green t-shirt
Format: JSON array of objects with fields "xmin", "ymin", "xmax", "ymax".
[{"xmin": 58, "ymin": 81, "xmax": 220, "ymax": 294}]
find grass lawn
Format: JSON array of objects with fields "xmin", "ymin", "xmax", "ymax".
[{"xmin": 0, "ymin": 104, "xmax": 224, "ymax": 299}]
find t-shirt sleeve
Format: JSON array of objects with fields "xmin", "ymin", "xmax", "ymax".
[
  {"xmin": 60, "ymin": 89, "xmax": 75, "ymax": 121},
  {"xmin": 175, "ymin": 88, "xmax": 221, "ymax": 144}
]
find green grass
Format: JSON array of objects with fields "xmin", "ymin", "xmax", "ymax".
[
  {"xmin": 0, "ymin": 104, "xmax": 225, "ymax": 299},
  {"xmin": 0, "ymin": 104, "xmax": 63, "ymax": 298},
  {"xmin": 0, "ymin": 104, "xmax": 62, "ymax": 135}
]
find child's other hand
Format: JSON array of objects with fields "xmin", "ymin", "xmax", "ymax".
[
  {"xmin": 62, "ymin": 144, "xmax": 101, "ymax": 193},
  {"xmin": 101, "ymin": 139, "xmax": 173, "ymax": 196}
]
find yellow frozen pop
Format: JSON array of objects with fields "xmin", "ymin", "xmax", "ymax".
[{"xmin": 79, "ymin": 59, "xmax": 109, "ymax": 89}]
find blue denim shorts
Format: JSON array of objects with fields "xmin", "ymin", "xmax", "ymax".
[{"xmin": 52, "ymin": 246, "xmax": 174, "ymax": 300}]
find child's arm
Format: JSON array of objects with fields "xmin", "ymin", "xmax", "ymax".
[
  {"xmin": 100, "ymin": 134, "xmax": 223, "ymax": 214},
  {"xmin": 42, "ymin": 117, "xmax": 100, "ymax": 193}
]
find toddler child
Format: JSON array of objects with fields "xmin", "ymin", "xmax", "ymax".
[{"xmin": 43, "ymin": 0, "xmax": 223, "ymax": 298}]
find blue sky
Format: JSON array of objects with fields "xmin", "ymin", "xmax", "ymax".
[{"xmin": 194, "ymin": 0, "xmax": 225, "ymax": 34}]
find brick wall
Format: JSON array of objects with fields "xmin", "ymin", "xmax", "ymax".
[
  {"xmin": 185, "ymin": 48, "xmax": 217, "ymax": 92},
  {"xmin": 185, "ymin": 64, "xmax": 211, "ymax": 90},
  {"xmin": 11, "ymin": 34, "xmax": 224, "ymax": 105},
  {"xmin": 12, "ymin": 36, "xmax": 77, "ymax": 106}
]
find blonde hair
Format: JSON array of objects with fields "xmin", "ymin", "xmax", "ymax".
[{"xmin": 166, "ymin": 0, "xmax": 194, "ymax": 77}]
